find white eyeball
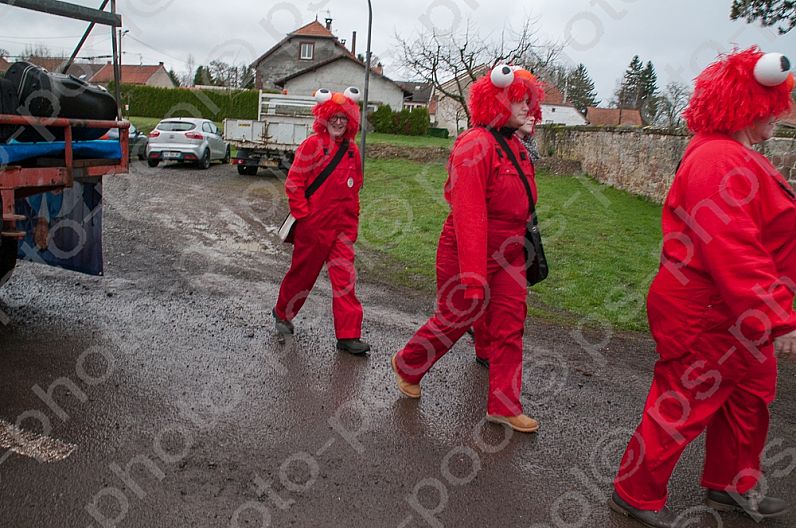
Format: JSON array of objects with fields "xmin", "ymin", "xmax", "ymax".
[
  {"xmin": 490, "ymin": 64, "xmax": 514, "ymax": 88},
  {"xmin": 754, "ymin": 53, "xmax": 791, "ymax": 86},
  {"xmin": 315, "ymin": 88, "xmax": 332, "ymax": 103},
  {"xmin": 344, "ymin": 86, "xmax": 361, "ymax": 102}
]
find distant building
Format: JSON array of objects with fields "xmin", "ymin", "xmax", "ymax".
[
  {"xmin": 251, "ymin": 18, "xmax": 355, "ymax": 91},
  {"xmin": 538, "ymin": 84, "xmax": 587, "ymax": 126},
  {"xmin": 90, "ymin": 62, "xmax": 175, "ymax": 88},
  {"xmin": 257, "ymin": 18, "xmax": 408, "ymax": 110},
  {"xmin": 397, "ymin": 81, "xmax": 434, "ymax": 112},
  {"xmin": 274, "ymin": 55, "xmax": 409, "ymax": 111},
  {"xmin": 585, "ymin": 107, "xmax": 643, "ymax": 127}
]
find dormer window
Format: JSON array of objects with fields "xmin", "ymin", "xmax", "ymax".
[{"xmin": 299, "ymin": 42, "xmax": 314, "ymax": 60}]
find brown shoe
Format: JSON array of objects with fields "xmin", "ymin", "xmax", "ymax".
[
  {"xmin": 486, "ymin": 413, "xmax": 540, "ymax": 433},
  {"xmin": 391, "ymin": 354, "xmax": 421, "ymax": 398}
]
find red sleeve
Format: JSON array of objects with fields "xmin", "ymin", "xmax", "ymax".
[
  {"xmin": 448, "ymin": 131, "xmax": 492, "ymax": 299},
  {"xmin": 285, "ymin": 136, "xmax": 321, "ymax": 219},
  {"xmin": 687, "ymin": 150, "xmax": 796, "ymax": 341}
]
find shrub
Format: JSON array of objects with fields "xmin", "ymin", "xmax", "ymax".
[
  {"xmin": 368, "ymin": 105, "xmax": 429, "ymax": 136},
  {"xmin": 427, "ymin": 127, "xmax": 449, "ymax": 138},
  {"xmin": 111, "ymin": 84, "xmax": 262, "ymax": 121}
]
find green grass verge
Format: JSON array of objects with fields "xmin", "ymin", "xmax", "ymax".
[{"xmin": 359, "ymin": 159, "xmax": 662, "ymax": 332}]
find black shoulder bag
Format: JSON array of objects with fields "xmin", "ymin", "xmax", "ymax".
[
  {"xmin": 278, "ymin": 139, "xmax": 349, "ymax": 243},
  {"xmin": 485, "ymin": 127, "xmax": 549, "ymax": 285}
]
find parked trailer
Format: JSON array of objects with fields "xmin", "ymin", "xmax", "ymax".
[
  {"xmin": 0, "ymin": 116, "xmax": 129, "ymax": 286},
  {"xmin": 0, "ymin": 0, "xmax": 128, "ymax": 288},
  {"xmin": 224, "ymin": 92, "xmax": 315, "ymax": 176}
]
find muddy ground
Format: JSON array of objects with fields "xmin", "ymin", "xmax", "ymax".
[{"xmin": 1, "ymin": 159, "xmax": 794, "ymax": 528}]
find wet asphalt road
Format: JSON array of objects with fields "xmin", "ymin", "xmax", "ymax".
[{"xmin": 1, "ymin": 159, "xmax": 795, "ymax": 528}]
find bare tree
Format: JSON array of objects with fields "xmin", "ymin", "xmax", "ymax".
[
  {"xmin": 396, "ymin": 17, "xmax": 559, "ymax": 127},
  {"xmin": 656, "ymin": 81, "xmax": 692, "ymax": 130}
]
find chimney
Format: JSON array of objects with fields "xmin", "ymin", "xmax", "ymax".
[
  {"xmin": 158, "ymin": 61, "xmax": 164, "ymax": 66},
  {"xmin": 372, "ymin": 62, "xmax": 383, "ymax": 76},
  {"xmin": 351, "ymin": 31, "xmax": 357, "ymax": 56},
  {"xmin": 325, "ymin": 17, "xmax": 332, "ymax": 30}
]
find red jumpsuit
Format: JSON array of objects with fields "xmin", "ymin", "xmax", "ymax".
[
  {"xmin": 274, "ymin": 132, "xmax": 364, "ymax": 339},
  {"xmin": 393, "ymin": 127, "xmax": 536, "ymax": 416},
  {"xmin": 615, "ymin": 133, "xmax": 796, "ymax": 510}
]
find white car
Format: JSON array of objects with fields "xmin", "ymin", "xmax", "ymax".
[{"xmin": 146, "ymin": 118, "xmax": 230, "ymax": 169}]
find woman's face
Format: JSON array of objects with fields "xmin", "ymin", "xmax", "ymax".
[
  {"xmin": 326, "ymin": 113, "xmax": 349, "ymax": 138},
  {"xmin": 745, "ymin": 115, "xmax": 777, "ymax": 145},
  {"xmin": 518, "ymin": 115, "xmax": 535, "ymax": 136},
  {"xmin": 506, "ymin": 98, "xmax": 530, "ymax": 129}
]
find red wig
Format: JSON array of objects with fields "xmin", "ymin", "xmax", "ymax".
[
  {"xmin": 683, "ymin": 46, "xmax": 793, "ymax": 134},
  {"xmin": 468, "ymin": 65, "xmax": 544, "ymax": 128},
  {"xmin": 312, "ymin": 91, "xmax": 361, "ymax": 140}
]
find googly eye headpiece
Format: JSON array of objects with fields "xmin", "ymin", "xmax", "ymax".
[
  {"xmin": 683, "ymin": 46, "xmax": 793, "ymax": 134},
  {"xmin": 311, "ymin": 87, "xmax": 361, "ymax": 139},
  {"xmin": 469, "ymin": 63, "xmax": 545, "ymax": 128},
  {"xmin": 754, "ymin": 53, "xmax": 793, "ymax": 88}
]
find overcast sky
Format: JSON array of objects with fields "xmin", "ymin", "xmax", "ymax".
[{"xmin": 0, "ymin": 0, "xmax": 793, "ymax": 103}]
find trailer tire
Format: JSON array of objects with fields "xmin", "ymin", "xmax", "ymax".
[
  {"xmin": 0, "ymin": 236, "xmax": 17, "ymax": 288},
  {"xmin": 238, "ymin": 165, "xmax": 257, "ymax": 176},
  {"xmin": 148, "ymin": 159, "xmax": 160, "ymax": 167}
]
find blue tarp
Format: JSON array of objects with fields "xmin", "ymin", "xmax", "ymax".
[
  {"xmin": 0, "ymin": 140, "xmax": 117, "ymax": 276},
  {"xmin": 15, "ymin": 181, "xmax": 105, "ymax": 276},
  {"xmin": 0, "ymin": 140, "xmax": 121, "ymax": 164}
]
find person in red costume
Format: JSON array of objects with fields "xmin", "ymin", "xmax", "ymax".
[
  {"xmin": 390, "ymin": 64, "xmax": 544, "ymax": 432},
  {"xmin": 609, "ymin": 48, "xmax": 795, "ymax": 528},
  {"xmin": 272, "ymin": 87, "xmax": 371, "ymax": 355}
]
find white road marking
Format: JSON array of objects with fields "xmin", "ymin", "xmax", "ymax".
[{"xmin": 0, "ymin": 419, "xmax": 76, "ymax": 463}]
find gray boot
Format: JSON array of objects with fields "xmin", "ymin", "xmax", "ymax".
[{"xmin": 609, "ymin": 491, "xmax": 679, "ymax": 528}]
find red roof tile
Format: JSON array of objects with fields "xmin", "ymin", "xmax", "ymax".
[
  {"xmin": 91, "ymin": 64, "xmax": 165, "ymax": 84},
  {"xmin": 586, "ymin": 107, "xmax": 643, "ymax": 126},
  {"xmin": 290, "ymin": 20, "xmax": 334, "ymax": 38},
  {"xmin": 542, "ymin": 84, "xmax": 564, "ymax": 105}
]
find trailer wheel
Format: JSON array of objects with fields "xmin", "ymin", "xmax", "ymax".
[
  {"xmin": 0, "ymin": 236, "xmax": 17, "ymax": 288},
  {"xmin": 238, "ymin": 165, "xmax": 257, "ymax": 176}
]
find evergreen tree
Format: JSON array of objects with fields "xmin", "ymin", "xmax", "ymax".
[
  {"xmin": 730, "ymin": 0, "xmax": 795, "ymax": 34},
  {"xmin": 616, "ymin": 55, "xmax": 643, "ymax": 109},
  {"xmin": 193, "ymin": 65, "xmax": 213, "ymax": 86},
  {"xmin": 566, "ymin": 63, "xmax": 600, "ymax": 114},
  {"xmin": 638, "ymin": 61, "xmax": 660, "ymax": 124},
  {"xmin": 167, "ymin": 69, "xmax": 181, "ymax": 87}
]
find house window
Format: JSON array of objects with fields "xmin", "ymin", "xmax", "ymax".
[{"xmin": 299, "ymin": 42, "xmax": 314, "ymax": 60}]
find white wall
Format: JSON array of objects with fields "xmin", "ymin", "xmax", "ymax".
[
  {"xmin": 283, "ymin": 60, "xmax": 405, "ymax": 111},
  {"xmin": 540, "ymin": 104, "xmax": 587, "ymax": 126}
]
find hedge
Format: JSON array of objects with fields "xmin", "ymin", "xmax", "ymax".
[
  {"xmin": 111, "ymin": 84, "xmax": 264, "ymax": 121},
  {"xmin": 368, "ymin": 105, "xmax": 430, "ymax": 136}
]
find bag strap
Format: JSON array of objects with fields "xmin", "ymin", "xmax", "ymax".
[
  {"xmin": 304, "ymin": 138, "xmax": 349, "ymax": 199},
  {"xmin": 484, "ymin": 127, "xmax": 536, "ymax": 217}
]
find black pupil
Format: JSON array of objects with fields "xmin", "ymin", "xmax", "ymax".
[{"xmin": 781, "ymin": 56, "xmax": 791, "ymax": 72}]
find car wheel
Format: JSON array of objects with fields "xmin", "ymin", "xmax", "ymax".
[
  {"xmin": 223, "ymin": 146, "xmax": 231, "ymax": 164},
  {"xmin": 245, "ymin": 166, "xmax": 258, "ymax": 176},
  {"xmin": 147, "ymin": 159, "xmax": 160, "ymax": 168},
  {"xmin": 0, "ymin": 235, "xmax": 18, "ymax": 288},
  {"xmin": 198, "ymin": 149, "xmax": 211, "ymax": 170}
]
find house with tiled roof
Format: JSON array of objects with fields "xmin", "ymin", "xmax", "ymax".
[
  {"xmin": 90, "ymin": 62, "xmax": 175, "ymax": 88},
  {"xmin": 585, "ymin": 106, "xmax": 643, "ymax": 127},
  {"xmin": 251, "ymin": 17, "xmax": 356, "ymax": 90},
  {"xmin": 256, "ymin": 18, "xmax": 409, "ymax": 110},
  {"xmin": 17, "ymin": 57, "xmax": 105, "ymax": 80},
  {"xmin": 538, "ymin": 84, "xmax": 587, "ymax": 126}
]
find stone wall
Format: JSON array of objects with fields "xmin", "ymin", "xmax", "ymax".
[{"xmin": 535, "ymin": 125, "xmax": 795, "ymax": 203}]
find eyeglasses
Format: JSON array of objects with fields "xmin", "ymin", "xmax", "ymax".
[{"xmin": 329, "ymin": 115, "xmax": 349, "ymax": 123}]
